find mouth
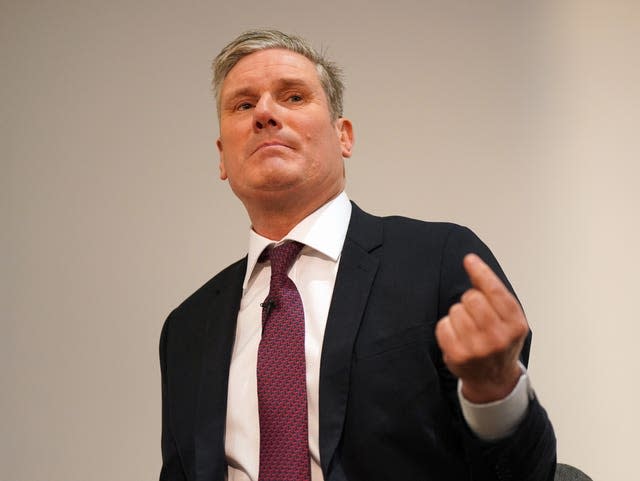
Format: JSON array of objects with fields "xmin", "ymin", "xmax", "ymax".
[{"xmin": 252, "ymin": 141, "xmax": 291, "ymax": 155}]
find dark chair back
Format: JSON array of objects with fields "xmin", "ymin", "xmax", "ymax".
[{"xmin": 555, "ymin": 463, "xmax": 593, "ymax": 481}]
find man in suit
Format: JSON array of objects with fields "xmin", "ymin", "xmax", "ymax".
[{"xmin": 160, "ymin": 29, "xmax": 556, "ymax": 481}]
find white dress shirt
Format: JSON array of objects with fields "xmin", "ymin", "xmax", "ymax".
[{"xmin": 225, "ymin": 192, "xmax": 531, "ymax": 481}]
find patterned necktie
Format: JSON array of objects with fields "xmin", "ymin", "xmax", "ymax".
[{"xmin": 257, "ymin": 241, "xmax": 310, "ymax": 481}]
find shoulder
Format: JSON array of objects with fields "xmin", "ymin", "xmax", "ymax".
[
  {"xmin": 162, "ymin": 256, "xmax": 247, "ymax": 333},
  {"xmin": 347, "ymin": 202, "xmax": 506, "ymax": 291},
  {"xmin": 383, "ymin": 214, "xmax": 475, "ymax": 242},
  {"xmin": 349, "ymin": 201, "xmax": 483, "ymax": 252}
]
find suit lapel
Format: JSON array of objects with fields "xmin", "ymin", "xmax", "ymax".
[
  {"xmin": 194, "ymin": 258, "xmax": 246, "ymax": 481},
  {"xmin": 190, "ymin": 204, "xmax": 382, "ymax": 480},
  {"xmin": 319, "ymin": 203, "xmax": 382, "ymax": 477}
]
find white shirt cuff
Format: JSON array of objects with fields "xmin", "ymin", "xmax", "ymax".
[{"xmin": 457, "ymin": 362, "xmax": 534, "ymax": 441}]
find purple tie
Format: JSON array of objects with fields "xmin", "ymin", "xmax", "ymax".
[{"xmin": 257, "ymin": 241, "xmax": 310, "ymax": 481}]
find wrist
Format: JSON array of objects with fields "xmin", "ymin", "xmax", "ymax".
[{"xmin": 460, "ymin": 363, "xmax": 522, "ymax": 403}]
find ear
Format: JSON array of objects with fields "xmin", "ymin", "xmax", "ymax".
[
  {"xmin": 216, "ymin": 138, "xmax": 228, "ymax": 180},
  {"xmin": 335, "ymin": 118, "xmax": 354, "ymax": 158}
]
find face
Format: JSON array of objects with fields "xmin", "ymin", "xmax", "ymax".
[{"xmin": 216, "ymin": 48, "xmax": 353, "ymax": 213}]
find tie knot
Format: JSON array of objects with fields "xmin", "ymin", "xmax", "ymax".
[{"xmin": 261, "ymin": 241, "xmax": 304, "ymax": 280}]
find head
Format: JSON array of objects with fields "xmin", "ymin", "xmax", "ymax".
[
  {"xmin": 212, "ymin": 30, "xmax": 354, "ymax": 237},
  {"xmin": 213, "ymin": 29, "xmax": 344, "ymax": 121}
]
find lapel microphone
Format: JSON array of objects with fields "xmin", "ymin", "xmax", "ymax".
[{"xmin": 260, "ymin": 298, "xmax": 277, "ymax": 317}]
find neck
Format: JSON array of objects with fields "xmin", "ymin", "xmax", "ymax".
[{"xmin": 245, "ymin": 190, "xmax": 341, "ymax": 240}]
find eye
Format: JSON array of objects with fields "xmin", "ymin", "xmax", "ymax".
[
  {"xmin": 287, "ymin": 94, "xmax": 303, "ymax": 103},
  {"xmin": 236, "ymin": 102, "xmax": 253, "ymax": 111}
]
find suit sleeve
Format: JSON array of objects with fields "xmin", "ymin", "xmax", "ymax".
[
  {"xmin": 437, "ymin": 225, "xmax": 556, "ymax": 481},
  {"xmin": 159, "ymin": 312, "xmax": 188, "ymax": 481}
]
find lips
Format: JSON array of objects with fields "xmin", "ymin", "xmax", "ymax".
[{"xmin": 252, "ymin": 140, "xmax": 292, "ymax": 155}]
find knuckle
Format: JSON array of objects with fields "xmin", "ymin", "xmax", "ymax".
[
  {"xmin": 448, "ymin": 303, "xmax": 465, "ymax": 319},
  {"xmin": 487, "ymin": 283, "xmax": 503, "ymax": 298},
  {"xmin": 513, "ymin": 318, "xmax": 529, "ymax": 338},
  {"xmin": 435, "ymin": 318, "xmax": 447, "ymax": 337},
  {"xmin": 504, "ymin": 297, "xmax": 522, "ymax": 316},
  {"xmin": 461, "ymin": 288, "xmax": 473, "ymax": 301},
  {"xmin": 462, "ymin": 288, "xmax": 482, "ymax": 307}
]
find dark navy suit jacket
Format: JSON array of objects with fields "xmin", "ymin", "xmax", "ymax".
[{"xmin": 160, "ymin": 203, "xmax": 556, "ymax": 481}]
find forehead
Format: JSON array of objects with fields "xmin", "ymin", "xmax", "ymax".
[{"xmin": 221, "ymin": 48, "xmax": 322, "ymax": 96}]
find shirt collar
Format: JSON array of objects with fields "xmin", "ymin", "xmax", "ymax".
[{"xmin": 243, "ymin": 192, "xmax": 352, "ymax": 289}]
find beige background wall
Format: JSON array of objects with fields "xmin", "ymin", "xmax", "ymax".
[{"xmin": 3, "ymin": 1, "xmax": 638, "ymax": 480}]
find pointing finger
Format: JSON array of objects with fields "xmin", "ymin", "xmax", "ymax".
[{"xmin": 463, "ymin": 253, "xmax": 522, "ymax": 323}]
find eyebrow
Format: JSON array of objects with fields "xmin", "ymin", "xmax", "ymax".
[
  {"xmin": 276, "ymin": 78, "xmax": 311, "ymax": 90},
  {"xmin": 223, "ymin": 78, "xmax": 312, "ymax": 104}
]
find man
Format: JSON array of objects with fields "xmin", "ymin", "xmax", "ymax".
[{"xmin": 160, "ymin": 29, "xmax": 556, "ymax": 481}]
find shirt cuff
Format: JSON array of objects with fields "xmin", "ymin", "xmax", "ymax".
[{"xmin": 457, "ymin": 361, "xmax": 534, "ymax": 441}]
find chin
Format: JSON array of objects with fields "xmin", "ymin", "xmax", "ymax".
[
  {"xmin": 253, "ymin": 168, "xmax": 303, "ymax": 191},
  {"xmin": 232, "ymin": 179, "xmax": 301, "ymax": 202}
]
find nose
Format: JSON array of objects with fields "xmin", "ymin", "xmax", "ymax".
[{"xmin": 253, "ymin": 94, "xmax": 282, "ymax": 132}]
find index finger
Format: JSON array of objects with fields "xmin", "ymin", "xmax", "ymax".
[{"xmin": 463, "ymin": 253, "xmax": 521, "ymax": 321}]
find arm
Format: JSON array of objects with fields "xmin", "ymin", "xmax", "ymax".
[{"xmin": 436, "ymin": 227, "xmax": 556, "ymax": 481}]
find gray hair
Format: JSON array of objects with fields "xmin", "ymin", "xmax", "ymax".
[{"xmin": 212, "ymin": 29, "xmax": 344, "ymax": 120}]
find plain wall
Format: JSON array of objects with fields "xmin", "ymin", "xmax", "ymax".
[{"xmin": 3, "ymin": 1, "xmax": 639, "ymax": 479}]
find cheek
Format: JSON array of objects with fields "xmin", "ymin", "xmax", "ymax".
[
  {"xmin": 220, "ymin": 136, "xmax": 249, "ymax": 168},
  {"xmin": 221, "ymin": 119, "xmax": 251, "ymax": 147}
]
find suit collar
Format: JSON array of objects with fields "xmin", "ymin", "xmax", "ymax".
[
  {"xmin": 342, "ymin": 202, "xmax": 383, "ymax": 253},
  {"xmin": 242, "ymin": 192, "xmax": 352, "ymax": 289}
]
